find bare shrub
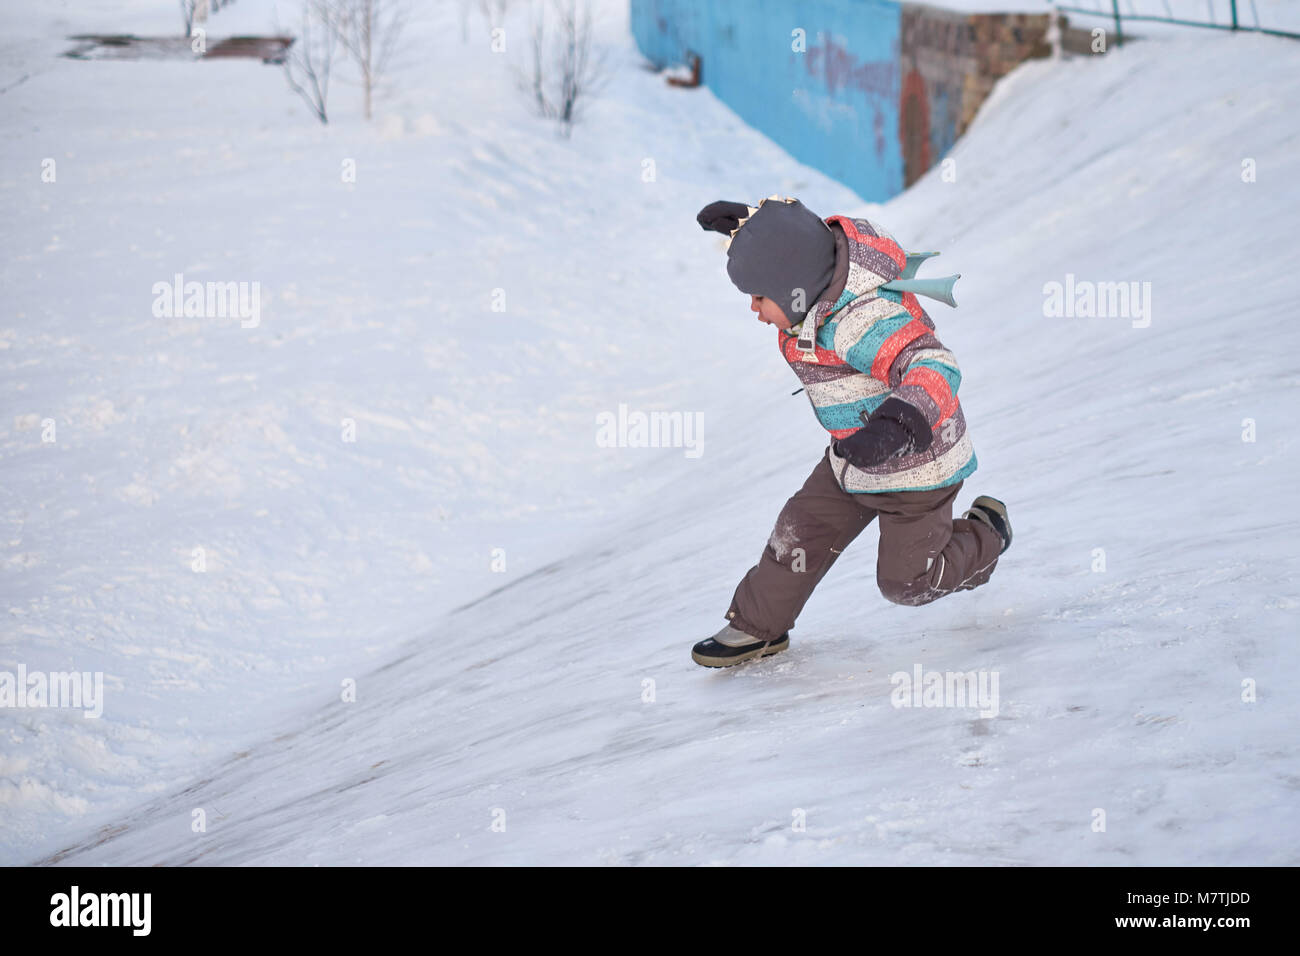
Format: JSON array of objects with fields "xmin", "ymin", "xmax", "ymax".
[
  {"xmin": 282, "ymin": 1, "xmax": 339, "ymax": 124},
  {"xmin": 522, "ymin": 0, "xmax": 609, "ymax": 137},
  {"xmin": 325, "ymin": 0, "xmax": 408, "ymax": 121}
]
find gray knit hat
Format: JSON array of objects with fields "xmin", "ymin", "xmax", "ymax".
[{"xmin": 724, "ymin": 196, "xmax": 835, "ymax": 324}]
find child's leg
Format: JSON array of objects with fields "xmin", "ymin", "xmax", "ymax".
[
  {"xmin": 725, "ymin": 452, "xmax": 876, "ymax": 640},
  {"xmin": 873, "ymin": 481, "xmax": 1002, "ymax": 606}
]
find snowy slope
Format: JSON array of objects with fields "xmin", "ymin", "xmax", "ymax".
[
  {"xmin": 2, "ymin": 0, "xmax": 814, "ymax": 860},
  {"xmin": 6, "ymin": 1, "xmax": 1300, "ymax": 865}
]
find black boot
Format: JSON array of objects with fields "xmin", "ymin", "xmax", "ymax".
[
  {"xmin": 692, "ymin": 624, "xmax": 790, "ymax": 668},
  {"xmin": 962, "ymin": 495, "xmax": 1012, "ymax": 554}
]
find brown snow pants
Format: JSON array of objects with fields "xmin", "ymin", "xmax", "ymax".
[{"xmin": 725, "ymin": 449, "xmax": 1003, "ymax": 641}]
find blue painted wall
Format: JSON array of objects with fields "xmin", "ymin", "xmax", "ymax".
[{"xmin": 630, "ymin": 0, "xmax": 904, "ymax": 201}]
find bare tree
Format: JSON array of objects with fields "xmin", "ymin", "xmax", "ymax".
[
  {"xmin": 326, "ymin": 0, "xmax": 408, "ymax": 121},
  {"xmin": 282, "ymin": 1, "xmax": 339, "ymax": 124},
  {"xmin": 524, "ymin": 0, "xmax": 608, "ymax": 137},
  {"xmin": 460, "ymin": 0, "xmax": 510, "ymax": 41}
]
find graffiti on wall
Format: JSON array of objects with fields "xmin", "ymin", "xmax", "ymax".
[{"xmin": 629, "ymin": 0, "xmax": 1051, "ymax": 200}]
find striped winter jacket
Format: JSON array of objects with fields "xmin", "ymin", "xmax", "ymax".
[{"xmin": 779, "ymin": 214, "xmax": 977, "ymax": 494}]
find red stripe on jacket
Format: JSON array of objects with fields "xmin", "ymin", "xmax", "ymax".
[
  {"xmin": 902, "ymin": 292, "xmax": 926, "ymax": 321},
  {"xmin": 871, "ymin": 318, "xmax": 929, "ymax": 382},
  {"xmin": 900, "ymin": 365, "xmax": 958, "ymax": 425},
  {"xmin": 827, "ymin": 217, "xmax": 907, "ymax": 271}
]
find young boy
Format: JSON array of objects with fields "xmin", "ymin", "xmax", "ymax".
[{"xmin": 692, "ymin": 196, "xmax": 1011, "ymax": 667}]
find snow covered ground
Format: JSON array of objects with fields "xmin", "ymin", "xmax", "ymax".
[{"xmin": 3, "ymin": 1, "xmax": 1298, "ymax": 865}]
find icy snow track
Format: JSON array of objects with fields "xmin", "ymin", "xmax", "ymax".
[{"xmin": 10, "ymin": 3, "xmax": 1300, "ymax": 864}]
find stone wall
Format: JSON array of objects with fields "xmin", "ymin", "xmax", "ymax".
[{"xmin": 899, "ymin": 6, "xmax": 1055, "ymax": 186}]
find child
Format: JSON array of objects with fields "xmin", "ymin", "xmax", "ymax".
[{"xmin": 692, "ymin": 196, "xmax": 1011, "ymax": 668}]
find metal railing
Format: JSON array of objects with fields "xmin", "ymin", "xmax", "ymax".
[{"xmin": 1054, "ymin": 1, "xmax": 1300, "ymax": 46}]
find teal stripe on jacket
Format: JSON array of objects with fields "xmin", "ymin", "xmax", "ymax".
[
  {"xmin": 842, "ymin": 311, "xmax": 913, "ymax": 373},
  {"xmin": 815, "ymin": 395, "xmax": 889, "ymax": 432},
  {"xmin": 909, "ymin": 358, "xmax": 962, "ymax": 393}
]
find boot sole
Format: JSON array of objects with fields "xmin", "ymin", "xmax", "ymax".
[{"xmin": 692, "ymin": 635, "xmax": 790, "ymax": 668}]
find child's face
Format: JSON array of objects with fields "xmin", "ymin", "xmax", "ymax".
[{"xmin": 750, "ymin": 294, "xmax": 793, "ymax": 330}]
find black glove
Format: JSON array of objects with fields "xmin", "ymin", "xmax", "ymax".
[
  {"xmin": 696, "ymin": 200, "xmax": 751, "ymax": 235},
  {"xmin": 834, "ymin": 398, "xmax": 932, "ymax": 468}
]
